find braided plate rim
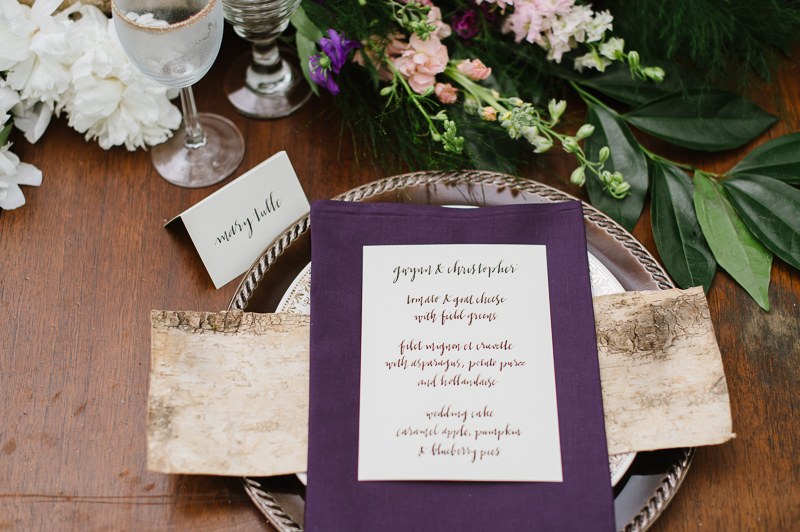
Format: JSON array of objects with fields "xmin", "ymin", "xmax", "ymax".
[{"xmin": 231, "ymin": 170, "xmax": 692, "ymax": 532}]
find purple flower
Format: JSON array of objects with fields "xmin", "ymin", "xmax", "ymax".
[
  {"xmin": 310, "ymin": 54, "xmax": 340, "ymax": 95},
  {"xmin": 452, "ymin": 8, "xmax": 481, "ymax": 41},
  {"xmin": 318, "ymin": 29, "xmax": 360, "ymax": 74},
  {"xmin": 309, "ymin": 29, "xmax": 359, "ymax": 95}
]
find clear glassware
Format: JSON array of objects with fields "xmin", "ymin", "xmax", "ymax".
[
  {"xmin": 222, "ymin": 0, "xmax": 312, "ymax": 118},
  {"xmin": 112, "ymin": 0, "xmax": 245, "ymax": 188}
]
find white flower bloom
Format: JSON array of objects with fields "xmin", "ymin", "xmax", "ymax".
[
  {"xmin": 59, "ymin": 6, "xmax": 180, "ymax": 150},
  {"xmin": 0, "ymin": 85, "xmax": 21, "ymax": 125},
  {"xmin": 599, "ymin": 37, "xmax": 625, "ymax": 60},
  {"xmin": 573, "ymin": 51, "xmax": 611, "ymax": 72},
  {"xmin": 0, "ymin": 142, "xmax": 42, "ymax": 210},
  {"xmin": 12, "ymin": 99, "xmax": 53, "ymax": 142}
]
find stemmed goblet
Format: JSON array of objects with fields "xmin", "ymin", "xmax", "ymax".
[
  {"xmin": 222, "ymin": 0, "xmax": 312, "ymax": 118},
  {"xmin": 112, "ymin": 0, "xmax": 245, "ymax": 188}
]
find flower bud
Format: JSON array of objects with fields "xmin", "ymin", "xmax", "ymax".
[
  {"xmin": 380, "ymin": 86, "xmax": 393, "ymax": 96},
  {"xmin": 548, "ymin": 99, "xmax": 567, "ymax": 121},
  {"xmin": 644, "ymin": 67, "xmax": 665, "ymax": 82},
  {"xmin": 508, "ymin": 97, "xmax": 523, "ymax": 107},
  {"xmin": 575, "ymin": 124, "xmax": 595, "ymax": 140},
  {"xmin": 500, "ymin": 111, "xmax": 512, "ymax": 122},
  {"xmin": 562, "ymin": 136, "xmax": 579, "ymax": 153},
  {"xmin": 570, "ymin": 166, "xmax": 586, "ymax": 186},
  {"xmin": 598, "ymin": 146, "xmax": 610, "ymax": 163},
  {"xmin": 482, "ymin": 106, "xmax": 497, "ymax": 121},
  {"xmin": 532, "ymin": 136, "xmax": 553, "ymax": 153},
  {"xmin": 628, "ymin": 51, "xmax": 640, "ymax": 72}
]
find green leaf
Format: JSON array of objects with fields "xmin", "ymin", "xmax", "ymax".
[
  {"xmin": 290, "ymin": 4, "xmax": 324, "ymax": 43},
  {"xmin": 694, "ymin": 172, "xmax": 772, "ymax": 310},
  {"xmin": 584, "ymin": 102, "xmax": 649, "ymax": 231},
  {"xmin": 624, "ymin": 88, "xmax": 777, "ymax": 151},
  {"xmin": 728, "ymin": 132, "xmax": 800, "ymax": 184},
  {"xmin": 300, "ymin": 0, "xmax": 334, "ymax": 29},
  {"xmin": 0, "ymin": 122, "xmax": 11, "ymax": 146},
  {"xmin": 579, "ymin": 62, "xmax": 702, "ymax": 107},
  {"xmin": 722, "ymin": 175, "xmax": 800, "ymax": 271},
  {"xmin": 295, "ymin": 32, "xmax": 320, "ymax": 97},
  {"xmin": 650, "ymin": 160, "xmax": 716, "ymax": 291}
]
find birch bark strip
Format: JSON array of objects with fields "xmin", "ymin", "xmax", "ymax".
[{"xmin": 148, "ymin": 287, "xmax": 733, "ymax": 475}]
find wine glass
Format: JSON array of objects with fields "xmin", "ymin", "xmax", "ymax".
[
  {"xmin": 222, "ymin": 0, "xmax": 312, "ymax": 118},
  {"xmin": 112, "ymin": 0, "xmax": 245, "ymax": 188}
]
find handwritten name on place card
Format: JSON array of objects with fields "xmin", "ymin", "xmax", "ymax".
[
  {"xmin": 359, "ymin": 244, "xmax": 563, "ymax": 482},
  {"xmin": 169, "ymin": 151, "xmax": 309, "ymax": 289}
]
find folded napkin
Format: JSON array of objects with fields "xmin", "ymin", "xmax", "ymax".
[{"xmin": 307, "ymin": 200, "xmax": 615, "ymax": 532}]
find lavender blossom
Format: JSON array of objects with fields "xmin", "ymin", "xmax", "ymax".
[
  {"xmin": 319, "ymin": 29, "xmax": 360, "ymax": 74},
  {"xmin": 309, "ymin": 30, "xmax": 360, "ymax": 95}
]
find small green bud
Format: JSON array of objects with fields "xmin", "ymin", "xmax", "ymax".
[
  {"xmin": 598, "ymin": 146, "xmax": 610, "ymax": 163},
  {"xmin": 532, "ymin": 136, "xmax": 553, "ymax": 153},
  {"xmin": 575, "ymin": 124, "xmax": 595, "ymax": 140},
  {"xmin": 570, "ymin": 166, "xmax": 586, "ymax": 186},
  {"xmin": 432, "ymin": 133, "xmax": 441, "ymax": 142},
  {"xmin": 644, "ymin": 67, "xmax": 665, "ymax": 82},
  {"xmin": 379, "ymin": 86, "xmax": 393, "ymax": 96},
  {"xmin": 562, "ymin": 136, "xmax": 580, "ymax": 153},
  {"xmin": 508, "ymin": 97, "xmax": 523, "ymax": 107},
  {"xmin": 628, "ymin": 51, "xmax": 640, "ymax": 71},
  {"xmin": 500, "ymin": 111, "xmax": 512, "ymax": 122}
]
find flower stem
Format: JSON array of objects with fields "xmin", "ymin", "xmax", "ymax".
[
  {"xmin": 180, "ymin": 87, "xmax": 206, "ymax": 149},
  {"xmin": 444, "ymin": 66, "xmax": 508, "ymax": 113}
]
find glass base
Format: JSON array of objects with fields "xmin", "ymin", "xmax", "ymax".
[
  {"xmin": 224, "ymin": 46, "xmax": 312, "ymax": 119},
  {"xmin": 151, "ymin": 113, "xmax": 245, "ymax": 188}
]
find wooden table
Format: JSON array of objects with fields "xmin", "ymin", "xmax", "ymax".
[{"xmin": 2, "ymin": 28, "xmax": 799, "ymax": 532}]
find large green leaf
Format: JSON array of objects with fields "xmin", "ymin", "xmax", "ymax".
[
  {"xmin": 579, "ymin": 63, "xmax": 702, "ymax": 107},
  {"xmin": 729, "ymin": 132, "xmax": 800, "ymax": 184},
  {"xmin": 624, "ymin": 89, "xmax": 777, "ymax": 151},
  {"xmin": 290, "ymin": 4, "xmax": 324, "ymax": 42},
  {"xmin": 650, "ymin": 160, "xmax": 716, "ymax": 291},
  {"xmin": 584, "ymin": 103, "xmax": 648, "ymax": 231},
  {"xmin": 295, "ymin": 32, "xmax": 320, "ymax": 97},
  {"xmin": 722, "ymin": 175, "xmax": 800, "ymax": 271},
  {"xmin": 694, "ymin": 172, "xmax": 772, "ymax": 310}
]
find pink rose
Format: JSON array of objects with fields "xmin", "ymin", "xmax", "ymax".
[
  {"xmin": 457, "ymin": 59, "xmax": 491, "ymax": 80},
  {"xmin": 395, "ymin": 34, "xmax": 449, "ymax": 94},
  {"xmin": 435, "ymin": 83, "xmax": 458, "ymax": 104}
]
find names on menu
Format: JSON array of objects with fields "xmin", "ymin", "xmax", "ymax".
[{"xmin": 358, "ymin": 244, "xmax": 563, "ymax": 482}]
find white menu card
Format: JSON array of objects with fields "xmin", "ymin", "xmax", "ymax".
[{"xmin": 358, "ymin": 244, "xmax": 563, "ymax": 482}]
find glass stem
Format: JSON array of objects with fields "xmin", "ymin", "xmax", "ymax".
[{"xmin": 180, "ymin": 86, "xmax": 207, "ymax": 149}]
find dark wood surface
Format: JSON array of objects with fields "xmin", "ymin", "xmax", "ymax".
[{"xmin": 1, "ymin": 27, "xmax": 799, "ymax": 532}]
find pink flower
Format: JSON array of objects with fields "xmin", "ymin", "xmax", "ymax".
[
  {"xmin": 427, "ymin": 7, "xmax": 452, "ymax": 40},
  {"xmin": 435, "ymin": 82, "xmax": 458, "ymax": 104},
  {"xmin": 393, "ymin": 34, "xmax": 449, "ymax": 93},
  {"xmin": 457, "ymin": 59, "xmax": 491, "ymax": 80},
  {"xmin": 353, "ymin": 34, "xmax": 409, "ymax": 82},
  {"xmin": 481, "ymin": 106, "xmax": 497, "ymax": 121}
]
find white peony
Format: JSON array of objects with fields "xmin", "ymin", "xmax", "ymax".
[
  {"xmin": 57, "ymin": 6, "xmax": 181, "ymax": 150},
  {"xmin": 0, "ymin": 88, "xmax": 41, "ymax": 210}
]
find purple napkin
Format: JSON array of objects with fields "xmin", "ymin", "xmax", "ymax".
[{"xmin": 306, "ymin": 200, "xmax": 614, "ymax": 532}]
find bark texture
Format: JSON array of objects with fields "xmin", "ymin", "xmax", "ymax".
[{"xmin": 148, "ymin": 311, "xmax": 310, "ymax": 476}]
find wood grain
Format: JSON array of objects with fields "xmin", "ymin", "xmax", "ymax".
[{"xmin": 0, "ymin": 24, "xmax": 798, "ymax": 532}]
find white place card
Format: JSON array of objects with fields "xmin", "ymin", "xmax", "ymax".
[
  {"xmin": 359, "ymin": 244, "xmax": 563, "ymax": 482},
  {"xmin": 166, "ymin": 152, "xmax": 309, "ymax": 289}
]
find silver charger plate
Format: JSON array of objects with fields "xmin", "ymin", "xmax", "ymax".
[{"xmin": 229, "ymin": 171, "xmax": 694, "ymax": 532}]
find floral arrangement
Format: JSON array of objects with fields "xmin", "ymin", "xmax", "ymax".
[
  {"xmin": 0, "ymin": 0, "xmax": 181, "ymax": 209},
  {"xmin": 292, "ymin": 0, "xmax": 800, "ymax": 311}
]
